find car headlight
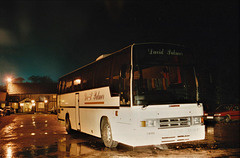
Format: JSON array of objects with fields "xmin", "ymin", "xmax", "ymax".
[{"xmin": 141, "ymin": 119, "xmax": 157, "ymax": 127}]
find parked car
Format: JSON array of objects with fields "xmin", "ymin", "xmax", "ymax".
[
  {"xmin": 204, "ymin": 104, "xmax": 240, "ymax": 122},
  {"xmin": 3, "ymin": 106, "xmax": 13, "ymax": 116}
]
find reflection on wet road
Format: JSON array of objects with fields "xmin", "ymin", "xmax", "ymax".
[{"xmin": 0, "ymin": 114, "xmax": 239, "ymax": 157}]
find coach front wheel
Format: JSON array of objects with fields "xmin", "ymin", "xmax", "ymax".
[{"xmin": 101, "ymin": 118, "xmax": 118, "ymax": 148}]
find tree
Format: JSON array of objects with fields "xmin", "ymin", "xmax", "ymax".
[
  {"xmin": 28, "ymin": 75, "xmax": 54, "ymax": 83},
  {"xmin": 13, "ymin": 77, "xmax": 25, "ymax": 83}
]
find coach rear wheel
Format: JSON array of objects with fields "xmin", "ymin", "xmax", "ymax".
[
  {"xmin": 65, "ymin": 116, "xmax": 73, "ymax": 134},
  {"xmin": 101, "ymin": 118, "xmax": 118, "ymax": 148}
]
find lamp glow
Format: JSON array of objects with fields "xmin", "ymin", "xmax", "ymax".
[{"xmin": 7, "ymin": 77, "xmax": 12, "ymax": 83}]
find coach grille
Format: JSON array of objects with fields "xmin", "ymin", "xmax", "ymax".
[{"xmin": 159, "ymin": 117, "xmax": 191, "ymax": 129}]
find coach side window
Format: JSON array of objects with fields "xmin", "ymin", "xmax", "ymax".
[
  {"xmin": 58, "ymin": 81, "xmax": 61, "ymax": 93},
  {"xmin": 110, "ymin": 48, "xmax": 131, "ymax": 106},
  {"xmin": 81, "ymin": 65, "xmax": 94, "ymax": 90},
  {"xmin": 120, "ymin": 64, "xmax": 131, "ymax": 105},
  {"xmin": 73, "ymin": 78, "xmax": 81, "ymax": 91},
  {"xmin": 94, "ymin": 57, "xmax": 112, "ymax": 88},
  {"xmin": 66, "ymin": 80, "xmax": 73, "ymax": 92},
  {"xmin": 61, "ymin": 81, "xmax": 65, "ymax": 93},
  {"xmin": 110, "ymin": 54, "xmax": 121, "ymax": 96}
]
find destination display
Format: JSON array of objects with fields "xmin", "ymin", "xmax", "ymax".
[
  {"xmin": 133, "ymin": 44, "xmax": 189, "ymax": 65},
  {"xmin": 148, "ymin": 48, "xmax": 184, "ymax": 56}
]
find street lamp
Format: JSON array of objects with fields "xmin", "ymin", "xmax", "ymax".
[
  {"xmin": 7, "ymin": 77, "xmax": 12, "ymax": 83},
  {"xmin": 6, "ymin": 77, "xmax": 13, "ymax": 91},
  {"xmin": 6, "ymin": 77, "xmax": 13, "ymax": 94}
]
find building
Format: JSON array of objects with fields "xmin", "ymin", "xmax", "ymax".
[
  {"xmin": 7, "ymin": 83, "xmax": 57, "ymax": 113},
  {"xmin": 0, "ymin": 91, "xmax": 7, "ymax": 109}
]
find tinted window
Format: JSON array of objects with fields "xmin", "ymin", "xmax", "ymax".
[{"xmin": 94, "ymin": 57, "xmax": 112, "ymax": 88}]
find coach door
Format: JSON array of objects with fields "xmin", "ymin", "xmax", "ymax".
[{"xmin": 75, "ymin": 93, "xmax": 81, "ymax": 130}]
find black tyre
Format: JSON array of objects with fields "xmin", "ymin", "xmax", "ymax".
[
  {"xmin": 65, "ymin": 116, "xmax": 73, "ymax": 134},
  {"xmin": 101, "ymin": 118, "xmax": 118, "ymax": 148}
]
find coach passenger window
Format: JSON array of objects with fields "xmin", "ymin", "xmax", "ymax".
[
  {"xmin": 110, "ymin": 47, "xmax": 131, "ymax": 106},
  {"xmin": 61, "ymin": 81, "xmax": 65, "ymax": 93},
  {"xmin": 58, "ymin": 81, "xmax": 61, "ymax": 93},
  {"xmin": 120, "ymin": 64, "xmax": 130, "ymax": 106},
  {"xmin": 74, "ymin": 78, "xmax": 81, "ymax": 91},
  {"xmin": 94, "ymin": 57, "xmax": 111, "ymax": 88},
  {"xmin": 81, "ymin": 65, "xmax": 94, "ymax": 90},
  {"xmin": 66, "ymin": 80, "xmax": 73, "ymax": 92},
  {"xmin": 111, "ymin": 54, "xmax": 121, "ymax": 96}
]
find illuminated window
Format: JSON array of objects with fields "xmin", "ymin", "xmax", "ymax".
[
  {"xmin": 74, "ymin": 79, "xmax": 81, "ymax": 85},
  {"xmin": 38, "ymin": 102, "xmax": 44, "ymax": 108},
  {"xmin": 12, "ymin": 103, "xmax": 18, "ymax": 109}
]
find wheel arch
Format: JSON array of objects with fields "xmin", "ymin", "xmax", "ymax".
[
  {"xmin": 65, "ymin": 112, "xmax": 72, "ymax": 125},
  {"xmin": 100, "ymin": 115, "xmax": 118, "ymax": 148},
  {"xmin": 100, "ymin": 116, "xmax": 108, "ymax": 130},
  {"xmin": 65, "ymin": 112, "xmax": 70, "ymax": 120}
]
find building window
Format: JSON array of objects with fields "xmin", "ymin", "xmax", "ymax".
[{"xmin": 38, "ymin": 102, "xmax": 44, "ymax": 109}]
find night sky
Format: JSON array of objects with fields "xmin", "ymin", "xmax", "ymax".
[{"xmin": 0, "ymin": 0, "xmax": 239, "ymax": 104}]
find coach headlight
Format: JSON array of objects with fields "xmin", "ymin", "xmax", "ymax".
[
  {"xmin": 193, "ymin": 116, "xmax": 204, "ymax": 125},
  {"xmin": 141, "ymin": 119, "xmax": 157, "ymax": 127}
]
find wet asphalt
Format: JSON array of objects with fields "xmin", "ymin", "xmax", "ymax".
[{"xmin": 0, "ymin": 114, "xmax": 239, "ymax": 157}]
